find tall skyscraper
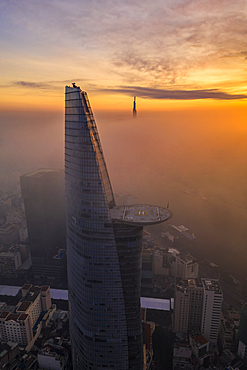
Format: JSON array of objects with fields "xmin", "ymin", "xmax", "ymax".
[
  {"xmin": 173, "ymin": 278, "xmax": 203, "ymax": 334},
  {"xmin": 20, "ymin": 169, "xmax": 66, "ymax": 278},
  {"xmin": 187, "ymin": 278, "xmax": 203, "ymax": 332},
  {"xmin": 201, "ymin": 278, "xmax": 223, "ymax": 345},
  {"xmin": 173, "ymin": 281, "xmax": 190, "ymax": 333},
  {"xmin": 65, "ymin": 85, "xmax": 171, "ymax": 369}
]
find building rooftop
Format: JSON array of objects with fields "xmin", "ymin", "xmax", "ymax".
[
  {"xmin": 176, "ymin": 284, "xmax": 188, "ymax": 294},
  {"xmin": 174, "ymin": 333, "xmax": 190, "ymax": 347},
  {"xmin": 168, "ymin": 248, "xmax": 180, "ymax": 256},
  {"xmin": 201, "ymin": 278, "xmax": 222, "ymax": 293},
  {"xmin": 18, "ymin": 313, "xmax": 28, "ymax": 321},
  {"xmin": 0, "ymin": 311, "xmax": 10, "ymax": 319},
  {"xmin": 140, "ymin": 297, "xmax": 170, "ymax": 311},
  {"xmin": 0, "ymin": 349, "xmax": 8, "ymax": 358},
  {"xmin": 22, "ymin": 284, "xmax": 32, "ymax": 290},
  {"xmin": 23, "ymin": 168, "xmax": 61, "ymax": 178},
  {"xmin": 110, "ymin": 204, "xmax": 171, "ymax": 226},
  {"xmin": 0, "ymin": 252, "xmax": 16, "ymax": 257},
  {"xmin": 176, "ymin": 278, "xmax": 203, "ymax": 294},
  {"xmin": 29, "ymin": 286, "xmax": 41, "ymax": 293},
  {"xmin": 188, "ymin": 278, "xmax": 201, "ymax": 287},
  {"xmin": 6, "ymin": 341, "xmax": 18, "ymax": 349},
  {"xmin": 17, "ymin": 301, "xmax": 32, "ymax": 312},
  {"xmin": 20, "ymin": 291, "xmax": 40, "ymax": 304},
  {"xmin": 6, "ymin": 313, "xmax": 19, "ymax": 321},
  {"xmin": 178, "ymin": 252, "xmax": 197, "ymax": 263},
  {"xmin": 192, "ymin": 334, "xmax": 208, "ymax": 346},
  {"xmin": 40, "ymin": 286, "xmax": 49, "ymax": 292}
]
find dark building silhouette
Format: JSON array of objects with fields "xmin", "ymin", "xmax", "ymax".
[
  {"xmin": 237, "ymin": 304, "xmax": 247, "ymax": 360},
  {"xmin": 65, "ymin": 85, "xmax": 171, "ymax": 369},
  {"xmin": 20, "ymin": 169, "xmax": 66, "ymax": 279}
]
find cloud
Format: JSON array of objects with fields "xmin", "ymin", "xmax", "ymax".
[
  {"xmin": 13, "ymin": 81, "xmax": 53, "ymax": 89},
  {"xmin": 10, "ymin": 80, "xmax": 247, "ymax": 100},
  {"xmin": 1, "ymin": 0, "xmax": 247, "ymax": 92},
  {"xmin": 10, "ymin": 79, "xmax": 92, "ymax": 91},
  {"xmin": 99, "ymin": 86, "xmax": 247, "ymax": 100}
]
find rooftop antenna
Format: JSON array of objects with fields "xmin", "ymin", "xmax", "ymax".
[{"xmin": 133, "ymin": 96, "xmax": 137, "ymax": 117}]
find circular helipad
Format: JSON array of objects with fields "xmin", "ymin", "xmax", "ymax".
[
  {"xmin": 110, "ymin": 204, "xmax": 172, "ymax": 226},
  {"xmin": 135, "ymin": 210, "xmax": 148, "ymax": 216}
]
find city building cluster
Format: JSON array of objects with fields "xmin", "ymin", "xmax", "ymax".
[{"xmin": 0, "ymin": 284, "xmax": 71, "ymax": 369}]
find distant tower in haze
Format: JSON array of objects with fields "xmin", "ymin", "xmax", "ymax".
[{"xmin": 133, "ymin": 96, "xmax": 137, "ymax": 117}]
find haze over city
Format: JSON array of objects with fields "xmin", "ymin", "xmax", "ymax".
[
  {"xmin": 1, "ymin": 2, "xmax": 247, "ymax": 369},
  {"xmin": 0, "ymin": 0, "xmax": 246, "ymax": 278}
]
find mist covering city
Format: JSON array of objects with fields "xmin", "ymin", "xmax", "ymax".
[
  {"xmin": 0, "ymin": 108, "xmax": 246, "ymax": 277},
  {"xmin": 0, "ymin": 0, "xmax": 247, "ymax": 369}
]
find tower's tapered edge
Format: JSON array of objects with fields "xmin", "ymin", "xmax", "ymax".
[
  {"xmin": 110, "ymin": 204, "xmax": 172, "ymax": 226},
  {"xmin": 66, "ymin": 84, "xmax": 172, "ymax": 369}
]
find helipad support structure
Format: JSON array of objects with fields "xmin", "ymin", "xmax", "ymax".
[{"xmin": 65, "ymin": 85, "xmax": 172, "ymax": 370}]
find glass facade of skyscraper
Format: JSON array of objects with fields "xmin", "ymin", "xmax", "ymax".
[{"xmin": 65, "ymin": 86, "xmax": 143, "ymax": 369}]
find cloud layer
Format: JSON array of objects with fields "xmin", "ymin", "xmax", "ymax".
[
  {"xmin": 100, "ymin": 86, "xmax": 247, "ymax": 100},
  {"xmin": 0, "ymin": 0, "xmax": 247, "ymax": 101}
]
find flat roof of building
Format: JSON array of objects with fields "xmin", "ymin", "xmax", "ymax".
[
  {"xmin": 192, "ymin": 334, "xmax": 208, "ymax": 346},
  {"xmin": 18, "ymin": 313, "xmax": 28, "ymax": 321},
  {"xmin": 6, "ymin": 341, "xmax": 18, "ymax": 349},
  {"xmin": 0, "ymin": 252, "xmax": 16, "ymax": 257},
  {"xmin": 17, "ymin": 301, "xmax": 32, "ymax": 312},
  {"xmin": 201, "ymin": 278, "xmax": 222, "ymax": 293},
  {"xmin": 110, "ymin": 204, "xmax": 171, "ymax": 225},
  {"xmin": 22, "ymin": 284, "xmax": 32, "ymax": 290},
  {"xmin": 40, "ymin": 286, "xmax": 49, "ymax": 291},
  {"xmin": 23, "ymin": 168, "xmax": 61, "ymax": 178},
  {"xmin": 140, "ymin": 297, "xmax": 170, "ymax": 311},
  {"xmin": 0, "ymin": 285, "xmax": 21, "ymax": 296},
  {"xmin": 0, "ymin": 311, "xmax": 10, "ymax": 319},
  {"xmin": 6, "ymin": 313, "xmax": 19, "ymax": 322},
  {"xmin": 29, "ymin": 286, "xmax": 41, "ymax": 292},
  {"xmin": 22, "ymin": 291, "xmax": 39, "ymax": 302},
  {"xmin": 178, "ymin": 252, "xmax": 197, "ymax": 263}
]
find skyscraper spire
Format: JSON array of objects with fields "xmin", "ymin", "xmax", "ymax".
[{"xmin": 133, "ymin": 96, "xmax": 137, "ymax": 117}]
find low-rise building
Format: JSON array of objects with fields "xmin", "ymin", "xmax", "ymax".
[
  {"xmin": 221, "ymin": 319, "xmax": 237, "ymax": 352},
  {"xmin": 154, "ymin": 249, "xmax": 170, "ymax": 276},
  {"xmin": 173, "ymin": 333, "xmax": 192, "ymax": 370},
  {"xmin": 0, "ymin": 284, "xmax": 52, "ymax": 349},
  {"xmin": 38, "ymin": 343, "xmax": 69, "ymax": 370},
  {"xmin": 0, "ymin": 223, "xmax": 20, "ymax": 245},
  {"xmin": 0, "ymin": 341, "xmax": 20, "ymax": 368},
  {"xmin": 0, "ymin": 250, "xmax": 22, "ymax": 275},
  {"xmin": 171, "ymin": 252, "xmax": 199, "ymax": 279},
  {"xmin": 189, "ymin": 333, "xmax": 211, "ymax": 367},
  {"xmin": 0, "ymin": 311, "xmax": 33, "ymax": 346}
]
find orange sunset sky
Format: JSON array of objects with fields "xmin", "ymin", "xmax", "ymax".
[{"xmin": 0, "ymin": 0, "xmax": 247, "ymax": 116}]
